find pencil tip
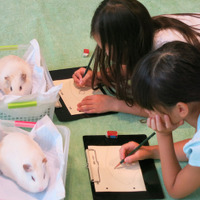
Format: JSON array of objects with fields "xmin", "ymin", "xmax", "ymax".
[{"xmin": 114, "ymin": 162, "xmax": 120, "ymax": 169}]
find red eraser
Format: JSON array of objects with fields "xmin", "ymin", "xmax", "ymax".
[
  {"xmin": 106, "ymin": 131, "xmax": 118, "ymax": 138},
  {"xmin": 83, "ymin": 49, "xmax": 89, "ymax": 57},
  {"xmin": 83, "ymin": 49, "xmax": 89, "ymax": 54}
]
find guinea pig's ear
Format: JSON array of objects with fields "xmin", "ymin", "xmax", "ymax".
[
  {"xmin": 4, "ymin": 76, "xmax": 11, "ymax": 87},
  {"xmin": 23, "ymin": 164, "xmax": 33, "ymax": 172},
  {"xmin": 4, "ymin": 76, "xmax": 10, "ymax": 82},
  {"xmin": 21, "ymin": 73, "xmax": 27, "ymax": 82}
]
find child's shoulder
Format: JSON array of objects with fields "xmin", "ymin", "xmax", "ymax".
[
  {"xmin": 153, "ymin": 29, "xmax": 185, "ymax": 50},
  {"xmin": 153, "ymin": 14, "xmax": 200, "ymax": 50}
]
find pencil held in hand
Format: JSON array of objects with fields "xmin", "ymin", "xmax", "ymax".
[
  {"xmin": 82, "ymin": 53, "xmax": 94, "ymax": 78},
  {"xmin": 114, "ymin": 132, "xmax": 156, "ymax": 169}
]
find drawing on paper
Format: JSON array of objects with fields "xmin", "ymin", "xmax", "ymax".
[
  {"xmin": 53, "ymin": 78, "xmax": 103, "ymax": 115},
  {"xmin": 87, "ymin": 146, "xmax": 147, "ymax": 192}
]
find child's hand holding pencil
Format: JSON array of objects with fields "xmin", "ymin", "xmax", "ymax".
[
  {"xmin": 72, "ymin": 67, "xmax": 93, "ymax": 87},
  {"xmin": 116, "ymin": 132, "xmax": 156, "ymax": 168},
  {"xmin": 72, "ymin": 53, "xmax": 94, "ymax": 87}
]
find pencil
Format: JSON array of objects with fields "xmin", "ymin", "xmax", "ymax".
[
  {"xmin": 114, "ymin": 132, "xmax": 156, "ymax": 169},
  {"xmin": 82, "ymin": 52, "xmax": 95, "ymax": 78}
]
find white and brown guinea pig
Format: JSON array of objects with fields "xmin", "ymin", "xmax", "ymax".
[
  {"xmin": 0, "ymin": 55, "xmax": 33, "ymax": 95},
  {"xmin": 0, "ymin": 132, "xmax": 49, "ymax": 193}
]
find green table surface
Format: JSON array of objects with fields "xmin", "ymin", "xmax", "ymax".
[{"xmin": 1, "ymin": 0, "xmax": 200, "ymax": 199}]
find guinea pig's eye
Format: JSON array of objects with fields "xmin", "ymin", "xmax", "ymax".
[
  {"xmin": 19, "ymin": 86, "xmax": 22, "ymax": 91},
  {"xmin": 10, "ymin": 86, "xmax": 12, "ymax": 91},
  {"xmin": 31, "ymin": 176, "xmax": 35, "ymax": 182}
]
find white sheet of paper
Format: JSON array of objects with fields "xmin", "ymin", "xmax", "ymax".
[
  {"xmin": 87, "ymin": 146, "xmax": 146, "ymax": 192},
  {"xmin": 53, "ymin": 79, "xmax": 103, "ymax": 115}
]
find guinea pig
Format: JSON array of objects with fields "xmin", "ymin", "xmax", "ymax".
[
  {"xmin": 0, "ymin": 132, "xmax": 49, "ymax": 193},
  {"xmin": 0, "ymin": 55, "xmax": 33, "ymax": 95}
]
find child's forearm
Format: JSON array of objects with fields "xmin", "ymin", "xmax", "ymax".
[
  {"xmin": 173, "ymin": 139, "xmax": 190, "ymax": 161},
  {"xmin": 148, "ymin": 138, "xmax": 189, "ymax": 161},
  {"xmin": 156, "ymin": 133, "xmax": 183, "ymax": 197},
  {"xmin": 111, "ymin": 98, "xmax": 148, "ymax": 117},
  {"xmin": 148, "ymin": 145, "xmax": 160, "ymax": 159}
]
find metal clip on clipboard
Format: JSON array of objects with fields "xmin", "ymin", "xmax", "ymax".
[{"xmin": 86, "ymin": 149, "xmax": 100, "ymax": 183}]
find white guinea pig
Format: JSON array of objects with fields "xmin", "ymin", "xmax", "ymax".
[
  {"xmin": 0, "ymin": 132, "xmax": 49, "ymax": 193},
  {"xmin": 0, "ymin": 55, "xmax": 33, "ymax": 95}
]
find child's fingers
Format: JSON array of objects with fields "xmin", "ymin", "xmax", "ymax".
[
  {"xmin": 147, "ymin": 117, "xmax": 151, "ymax": 127},
  {"xmin": 124, "ymin": 155, "xmax": 136, "ymax": 163},
  {"xmin": 119, "ymin": 145, "xmax": 125, "ymax": 160},
  {"xmin": 155, "ymin": 115, "xmax": 165, "ymax": 131},
  {"xmin": 119, "ymin": 144, "xmax": 129, "ymax": 160},
  {"xmin": 72, "ymin": 70, "xmax": 84, "ymax": 86},
  {"xmin": 119, "ymin": 142, "xmax": 137, "ymax": 160},
  {"xmin": 147, "ymin": 117, "xmax": 155, "ymax": 129},
  {"xmin": 80, "ymin": 73, "xmax": 91, "ymax": 86},
  {"xmin": 164, "ymin": 115, "xmax": 184, "ymax": 129},
  {"xmin": 150, "ymin": 117, "xmax": 157, "ymax": 130},
  {"xmin": 163, "ymin": 115, "xmax": 171, "ymax": 129},
  {"xmin": 148, "ymin": 116, "xmax": 164, "ymax": 132}
]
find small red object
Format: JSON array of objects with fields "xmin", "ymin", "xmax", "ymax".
[
  {"xmin": 106, "ymin": 131, "xmax": 118, "ymax": 138},
  {"xmin": 83, "ymin": 49, "xmax": 89, "ymax": 57},
  {"xmin": 84, "ymin": 49, "xmax": 89, "ymax": 54}
]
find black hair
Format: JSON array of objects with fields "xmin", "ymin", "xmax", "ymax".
[
  {"xmin": 132, "ymin": 41, "xmax": 200, "ymax": 110},
  {"xmin": 91, "ymin": 0, "xmax": 153, "ymax": 104},
  {"xmin": 90, "ymin": 0, "xmax": 200, "ymax": 106}
]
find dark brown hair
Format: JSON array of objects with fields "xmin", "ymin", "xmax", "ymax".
[
  {"xmin": 91, "ymin": 0, "xmax": 200, "ymax": 106},
  {"xmin": 132, "ymin": 41, "xmax": 200, "ymax": 110}
]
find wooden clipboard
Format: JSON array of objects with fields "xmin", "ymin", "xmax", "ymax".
[{"xmin": 83, "ymin": 134, "xmax": 164, "ymax": 200}]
